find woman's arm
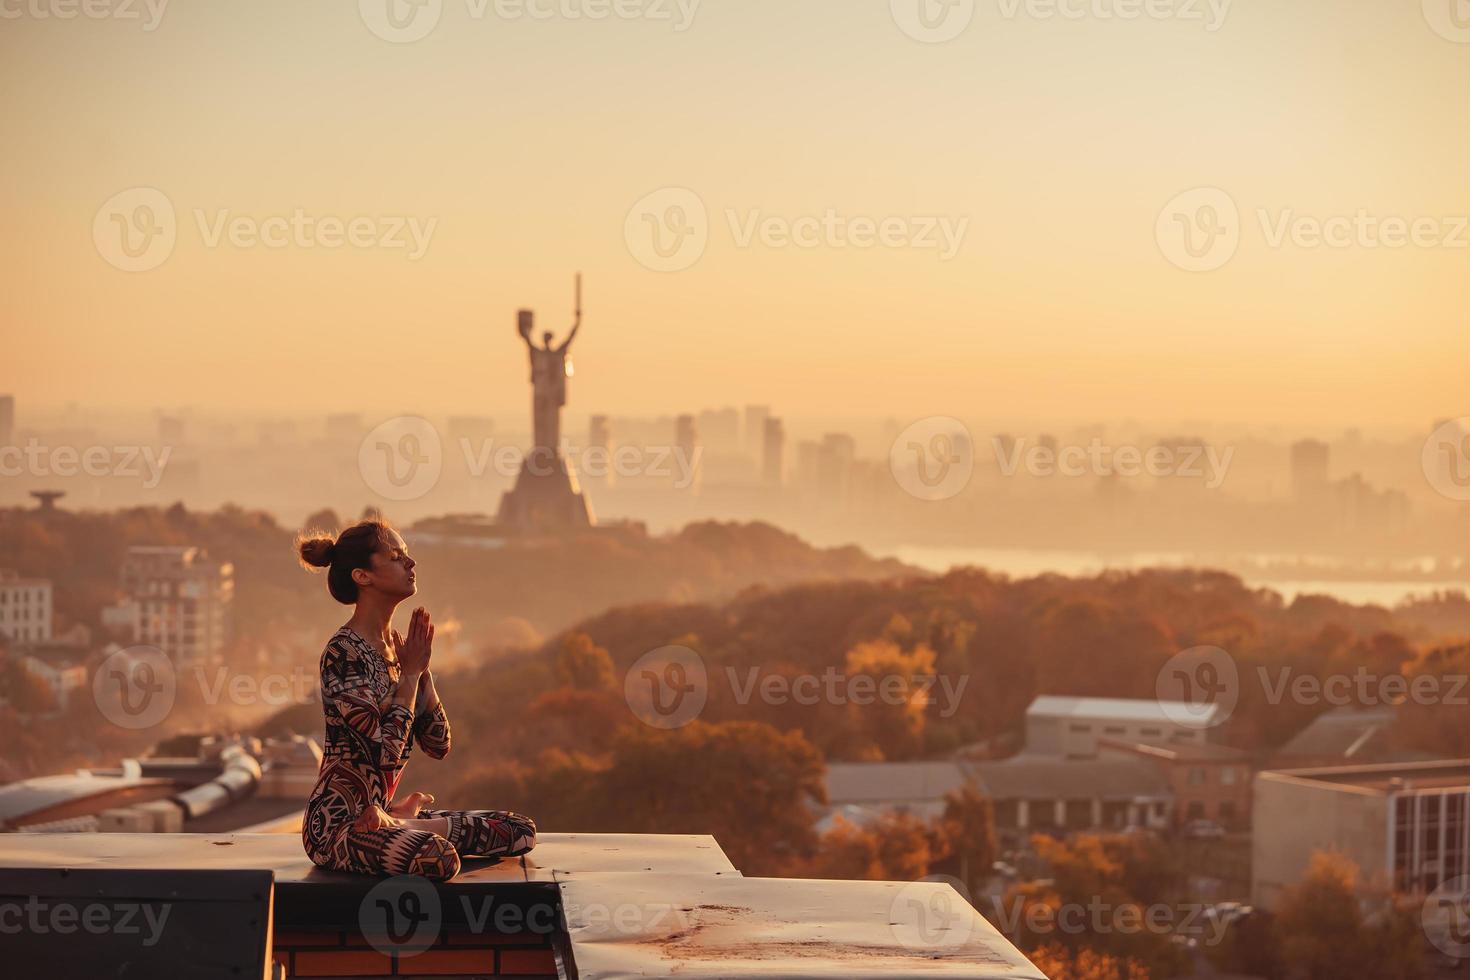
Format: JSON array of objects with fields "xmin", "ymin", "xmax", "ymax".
[{"xmin": 413, "ymin": 669, "xmax": 452, "ymax": 759}]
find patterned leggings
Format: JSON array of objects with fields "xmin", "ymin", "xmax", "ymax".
[{"xmin": 337, "ymin": 809, "xmax": 537, "ymax": 881}]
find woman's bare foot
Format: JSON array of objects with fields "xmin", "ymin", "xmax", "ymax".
[{"xmin": 389, "ymin": 792, "xmax": 435, "ymax": 819}]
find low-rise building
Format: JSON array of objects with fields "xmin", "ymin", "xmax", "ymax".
[
  {"xmin": 1100, "ymin": 737, "xmax": 1253, "ymax": 829},
  {"xmin": 1025, "ymin": 695, "xmax": 1216, "ymax": 758},
  {"xmin": 1253, "ymin": 758, "xmax": 1470, "ymax": 910}
]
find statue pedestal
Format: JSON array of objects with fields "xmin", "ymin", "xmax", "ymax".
[{"xmin": 496, "ymin": 448, "xmax": 595, "ymax": 533}]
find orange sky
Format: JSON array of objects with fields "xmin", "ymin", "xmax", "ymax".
[{"xmin": 2, "ymin": 0, "xmax": 1467, "ymax": 427}]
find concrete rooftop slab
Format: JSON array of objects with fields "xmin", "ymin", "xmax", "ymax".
[{"xmin": 558, "ymin": 872, "xmax": 1047, "ymax": 979}]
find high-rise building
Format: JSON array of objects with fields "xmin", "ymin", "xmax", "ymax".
[
  {"xmin": 116, "ymin": 546, "xmax": 234, "ymax": 668},
  {"xmin": 817, "ymin": 433, "xmax": 857, "ymax": 500},
  {"xmin": 0, "ymin": 570, "xmax": 53, "ymax": 644},
  {"xmin": 588, "ymin": 415, "xmax": 614, "ymax": 488},
  {"xmin": 762, "ymin": 417, "xmax": 785, "ymax": 487},
  {"xmin": 158, "ymin": 416, "xmax": 185, "ymax": 445},
  {"xmin": 744, "ymin": 405, "xmax": 770, "ymax": 459},
  {"xmin": 0, "ymin": 394, "xmax": 13, "ymax": 447},
  {"xmin": 326, "ymin": 413, "xmax": 364, "ymax": 443},
  {"xmin": 675, "ymin": 415, "xmax": 700, "ymax": 491},
  {"xmin": 697, "ymin": 407, "xmax": 740, "ymax": 454},
  {"xmin": 1290, "ymin": 439, "xmax": 1331, "ymax": 501}
]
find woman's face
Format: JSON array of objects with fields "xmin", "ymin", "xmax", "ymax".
[{"xmin": 356, "ymin": 529, "xmax": 417, "ymax": 600}]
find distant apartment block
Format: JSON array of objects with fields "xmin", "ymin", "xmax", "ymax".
[
  {"xmin": 0, "ymin": 570, "xmax": 53, "ymax": 644},
  {"xmin": 1253, "ymin": 759, "xmax": 1470, "ymax": 911},
  {"xmin": 1025, "ymin": 695, "xmax": 1216, "ymax": 758},
  {"xmin": 0, "ymin": 393, "xmax": 13, "ymax": 446},
  {"xmin": 762, "ymin": 417, "xmax": 785, "ymax": 486},
  {"xmin": 110, "ymin": 546, "xmax": 234, "ymax": 667}
]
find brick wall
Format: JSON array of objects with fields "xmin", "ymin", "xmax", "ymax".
[{"xmin": 271, "ymin": 925, "xmax": 558, "ymax": 978}]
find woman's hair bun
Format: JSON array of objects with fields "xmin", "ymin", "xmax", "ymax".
[{"xmin": 297, "ymin": 534, "xmax": 336, "ymax": 569}]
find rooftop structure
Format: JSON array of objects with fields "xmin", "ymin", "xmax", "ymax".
[{"xmin": 0, "ymin": 831, "xmax": 1047, "ymax": 978}]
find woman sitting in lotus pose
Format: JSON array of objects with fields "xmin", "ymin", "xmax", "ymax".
[{"xmin": 297, "ymin": 519, "xmax": 536, "ymax": 880}]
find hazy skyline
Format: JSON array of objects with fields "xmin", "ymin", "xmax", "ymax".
[{"xmin": 3, "ymin": 0, "xmax": 1468, "ymax": 426}]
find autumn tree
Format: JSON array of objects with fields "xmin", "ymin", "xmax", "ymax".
[
  {"xmin": 554, "ymin": 632, "xmax": 616, "ymax": 691},
  {"xmin": 1274, "ymin": 851, "xmax": 1424, "ymax": 980},
  {"xmin": 806, "ymin": 812, "xmax": 937, "ymax": 882}
]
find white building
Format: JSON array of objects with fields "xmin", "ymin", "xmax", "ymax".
[
  {"xmin": 115, "ymin": 546, "xmax": 233, "ymax": 667},
  {"xmin": 0, "ymin": 570, "xmax": 53, "ymax": 644},
  {"xmin": 1025, "ymin": 695, "xmax": 1217, "ymax": 758}
]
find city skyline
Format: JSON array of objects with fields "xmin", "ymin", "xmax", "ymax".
[{"xmin": 3, "ymin": 1, "xmax": 1468, "ymax": 427}]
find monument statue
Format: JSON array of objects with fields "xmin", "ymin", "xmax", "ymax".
[
  {"xmin": 497, "ymin": 275, "xmax": 595, "ymax": 532},
  {"xmin": 519, "ymin": 274, "xmax": 580, "ymax": 452}
]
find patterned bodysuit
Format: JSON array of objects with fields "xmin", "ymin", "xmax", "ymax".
[{"xmin": 303, "ymin": 627, "xmax": 537, "ymax": 880}]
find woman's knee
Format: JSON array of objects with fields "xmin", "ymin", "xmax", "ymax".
[
  {"xmin": 506, "ymin": 813, "xmax": 537, "ymax": 854},
  {"xmin": 406, "ymin": 835, "xmax": 461, "ymax": 881}
]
